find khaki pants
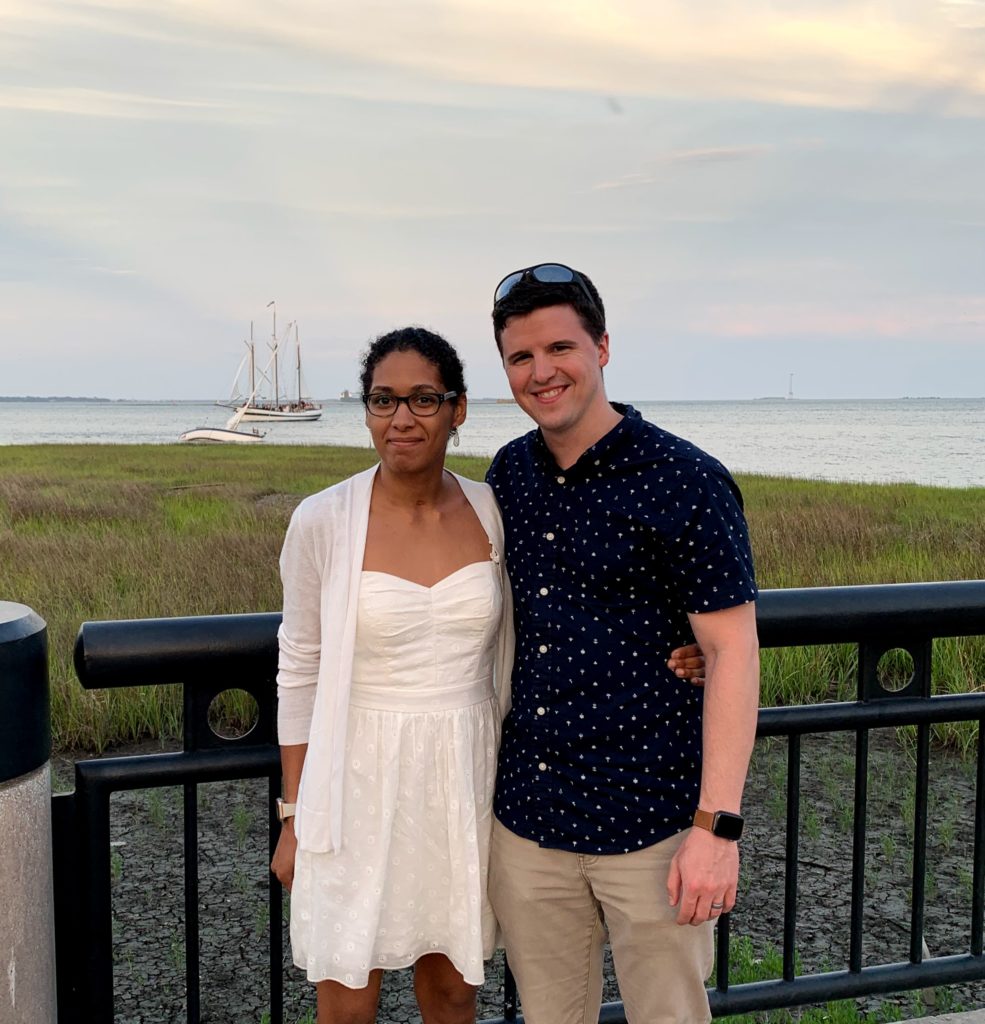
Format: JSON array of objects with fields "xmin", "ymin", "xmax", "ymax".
[{"xmin": 489, "ymin": 821, "xmax": 713, "ymax": 1024}]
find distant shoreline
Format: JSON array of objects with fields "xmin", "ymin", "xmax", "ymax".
[
  {"xmin": 0, "ymin": 396, "xmax": 514, "ymax": 405},
  {"xmin": 2, "ymin": 395, "xmax": 981, "ymax": 405},
  {"xmin": 0, "ymin": 395, "xmax": 114, "ymax": 403}
]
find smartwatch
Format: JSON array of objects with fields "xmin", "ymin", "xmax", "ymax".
[
  {"xmin": 692, "ymin": 808, "xmax": 744, "ymax": 841},
  {"xmin": 276, "ymin": 798, "xmax": 296, "ymax": 822}
]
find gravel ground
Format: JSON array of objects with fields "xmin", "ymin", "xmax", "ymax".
[{"xmin": 53, "ymin": 729, "xmax": 985, "ymax": 1023}]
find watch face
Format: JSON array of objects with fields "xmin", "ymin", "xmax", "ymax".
[{"xmin": 713, "ymin": 812, "xmax": 744, "ymax": 841}]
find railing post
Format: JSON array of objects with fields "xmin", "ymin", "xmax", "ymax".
[{"xmin": 0, "ymin": 602, "xmax": 56, "ymax": 1023}]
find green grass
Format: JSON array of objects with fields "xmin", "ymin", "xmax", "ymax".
[
  {"xmin": 260, "ymin": 1011, "xmax": 316, "ymax": 1024},
  {"xmin": 2, "ymin": 445, "xmax": 983, "ymax": 752},
  {"xmin": 742, "ymin": 475, "xmax": 985, "ymax": 753},
  {"xmin": 718, "ymin": 935, "xmax": 939, "ymax": 1024}
]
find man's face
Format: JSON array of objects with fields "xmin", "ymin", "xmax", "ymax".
[{"xmin": 499, "ymin": 304, "xmax": 610, "ymax": 440}]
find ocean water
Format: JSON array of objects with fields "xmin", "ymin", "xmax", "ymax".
[{"xmin": 0, "ymin": 397, "xmax": 983, "ymax": 489}]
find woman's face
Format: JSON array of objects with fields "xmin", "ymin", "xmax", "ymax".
[{"xmin": 365, "ymin": 349, "xmax": 466, "ymax": 474}]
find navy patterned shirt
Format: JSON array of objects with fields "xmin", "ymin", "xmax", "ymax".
[{"xmin": 487, "ymin": 404, "xmax": 757, "ymax": 854}]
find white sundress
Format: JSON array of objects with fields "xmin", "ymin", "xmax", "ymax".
[{"xmin": 291, "ymin": 559, "xmax": 503, "ymax": 988}]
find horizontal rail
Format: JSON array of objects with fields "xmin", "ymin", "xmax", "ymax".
[
  {"xmin": 74, "ymin": 612, "xmax": 281, "ymax": 689},
  {"xmin": 758, "ymin": 692, "xmax": 985, "ymax": 735},
  {"xmin": 480, "ymin": 953, "xmax": 985, "ymax": 1024},
  {"xmin": 74, "ymin": 746, "xmax": 281, "ymax": 792},
  {"xmin": 709, "ymin": 954, "xmax": 985, "ymax": 1015},
  {"xmin": 755, "ymin": 580, "xmax": 985, "ymax": 645},
  {"xmin": 73, "ymin": 581, "xmax": 985, "ymax": 690}
]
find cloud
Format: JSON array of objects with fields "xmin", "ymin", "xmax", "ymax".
[
  {"xmin": 593, "ymin": 145, "xmax": 774, "ymax": 191},
  {"xmin": 662, "ymin": 146, "xmax": 774, "ymax": 166},
  {"xmin": 940, "ymin": 0, "xmax": 985, "ymax": 30},
  {"xmin": 7, "ymin": 1, "xmax": 985, "ymax": 117},
  {"xmin": 194, "ymin": 2, "xmax": 985, "ymax": 114},
  {"xmin": 1, "ymin": 176, "xmax": 76, "ymax": 190},
  {"xmin": 690, "ymin": 296, "xmax": 985, "ymax": 340},
  {"xmin": 0, "ymin": 86, "xmax": 235, "ymax": 121}
]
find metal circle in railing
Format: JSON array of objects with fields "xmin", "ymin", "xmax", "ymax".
[
  {"xmin": 876, "ymin": 647, "xmax": 916, "ymax": 694},
  {"xmin": 206, "ymin": 688, "xmax": 260, "ymax": 741}
]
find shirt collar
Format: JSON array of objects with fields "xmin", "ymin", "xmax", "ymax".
[{"xmin": 530, "ymin": 403, "xmax": 641, "ymax": 476}]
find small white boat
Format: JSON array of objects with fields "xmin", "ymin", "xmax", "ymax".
[
  {"xmin": 178, "ymin": 422, "xmax": 265, "ymax": 445},
  {"xmin": 180, "ymin": 367, "xmax": 268, "ymax": 445}
]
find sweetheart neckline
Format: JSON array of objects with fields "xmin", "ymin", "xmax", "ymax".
[{"xmin": 360, "ymin": 559, "xmax": 495, "ymax": 591}]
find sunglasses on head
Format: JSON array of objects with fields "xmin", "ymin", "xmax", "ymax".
[{"xmin": 493, "ymin": 263, "xmax": 600, "ymax": 315}]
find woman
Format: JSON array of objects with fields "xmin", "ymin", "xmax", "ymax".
[
  {"xmin": 271, "ymin": 326, "xmax": 511, "ymax": 1024},
  {"xmin": 270, "ymin": 326, "xmax": 704, "ymax": 1023}
]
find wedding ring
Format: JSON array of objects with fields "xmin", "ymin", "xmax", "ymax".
[{"xmin": 711, "ymin": 901, "xmax": 725, "ymax": 910}]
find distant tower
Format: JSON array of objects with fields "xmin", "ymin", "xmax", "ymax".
[{"xmin": 786, "ymin": 373, "xmax": 794, "ymax": 400}]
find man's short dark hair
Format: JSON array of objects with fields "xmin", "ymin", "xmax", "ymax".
[{"xmin": 491, "ymin": 269, "xmax": 606, "ymax": 353}]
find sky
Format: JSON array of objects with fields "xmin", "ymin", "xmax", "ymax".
[{"xmin": 1, "ymin": 0, "xmax": 984, "ymax": 401}]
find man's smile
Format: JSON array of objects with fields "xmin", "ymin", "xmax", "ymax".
[{"xmin": 531, "ymin": 384, "xmax": 568, "ymax": 403}]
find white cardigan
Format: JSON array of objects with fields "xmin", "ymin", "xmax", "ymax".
[{"xmin": 276, "ymin": 464, "xmax": 514, "ymax": 854}]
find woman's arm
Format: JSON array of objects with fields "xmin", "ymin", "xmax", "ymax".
[{"xmin": 270, "ymin": 742, "xmax": 308, "ymax": 890}]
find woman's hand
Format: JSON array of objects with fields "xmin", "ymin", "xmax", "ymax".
[
  {"xmin": 668, "ymin": 643, "xmax": 706, "ymax": 686},
  {"xmin": 271, "ymin": 821, "xmax": 298, "ymax": 891}
]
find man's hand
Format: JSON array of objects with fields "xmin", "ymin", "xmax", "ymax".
[
  {"xmin": 667, "ymin": 643, "xmax": 706, "ymax": 686},
  {"xmin": 270, "ymin": 821, "xmax": 298, "ymax": 891},
  {"xmin": 667, "ymin": 826, "xmax": 738, "ymax": 926}
]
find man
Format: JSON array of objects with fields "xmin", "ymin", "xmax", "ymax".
[{"xmin": 485, "ymin": 263, "xmax": 760, "ymax": 1024}]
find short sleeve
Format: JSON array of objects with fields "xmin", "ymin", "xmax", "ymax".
[{"xmin": 663, "ymin": 469, "xmax": 757, "ymax": 615}]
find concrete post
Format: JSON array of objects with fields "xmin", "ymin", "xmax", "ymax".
[{"xmin": 0, "ymin": 602, "xmax": 56, "ymax": 1023}]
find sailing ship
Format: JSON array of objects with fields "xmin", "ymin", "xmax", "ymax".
[{"xmin": 222, "ymin": 305, "xmax": 322, "ymax": 422}]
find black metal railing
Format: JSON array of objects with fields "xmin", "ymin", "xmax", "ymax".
[
  {"xmin": 56, "ymin": 613, "xmax": 283, "ymax": 1024},
  {"xmin": 704, "ymin": 581, "xmax": 985, "ymax": 1019},
  {"xmin": 54, "ymin": 581, "xmax": 985, "ymax": 1024}
]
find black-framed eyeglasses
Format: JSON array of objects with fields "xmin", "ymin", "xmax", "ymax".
[
  {"xmin": 493, "ymin": 262, "xmax": 599, "ymax": 315},
  {"xmin": 362, "ymin": 391, "xmax": 458, "ymax": 417}
]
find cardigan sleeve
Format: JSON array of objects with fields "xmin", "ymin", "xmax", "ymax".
[{"xmin": 276, "ymin": 500, "xmax": 322, "ymax": 745}]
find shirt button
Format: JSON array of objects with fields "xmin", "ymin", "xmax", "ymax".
[
  {"xmin": 538, "ymin": 644, "xmax": 548, "ymax": 654},
  {"xmin": 538, "ymin": 762, "xmax": 547, "ymax": 771},
  {"xmin": 556, "ymin": 476, "xmax": 565, "ymax": 484},
  {"xmin": 539, "ymin": 587, "xmax": 549, "ymax": 596},
  {"xmin": 536, "ymin": 707, "xmax": 546, "ymax": 716},
  {"xmin": 545, "ymin": 532, "xmax": 555, "ymax": 541}
]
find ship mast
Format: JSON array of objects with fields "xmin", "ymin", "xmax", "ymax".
[
  {"xmin": 295, "ymin": 324, "xmax": 302, "ymax": 404},
  {"xmin": 267, "ymin": 300, "xmax": 279, "ymax": 408},
  {"xmin": 249, "ymin": 321, "xmax": 255, "ymax": 399}
]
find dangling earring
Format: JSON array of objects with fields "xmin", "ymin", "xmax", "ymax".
[{"xmin": 450, "ymin": 427, "xmax": 461, "ymax": 448}]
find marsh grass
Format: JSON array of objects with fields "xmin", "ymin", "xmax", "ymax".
[
  {"xmin": 743, "ymin": 475, "xmax": 985, "ymax": 753},
  {"xmin": 2, "ymin": 446, "xmax": 983, "ymax": 752}
]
